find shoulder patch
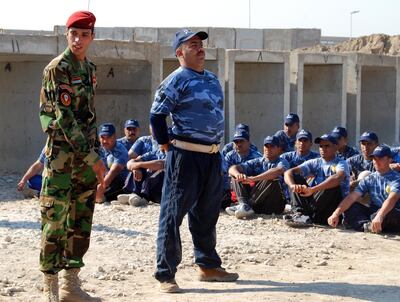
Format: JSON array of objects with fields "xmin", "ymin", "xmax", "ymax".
[{"xmin": 60, "ymin": 92, "xmax": 71, "ymax": 106}]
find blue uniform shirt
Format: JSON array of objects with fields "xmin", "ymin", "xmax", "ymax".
[
  {"xmin": 140, "ymin": 148, "xmax": 166, "ymax": 162},
  {"xmin": 225, "ymin": 148, "xmax": 262, "ymax": 168},
  {"xmin": 240, "ymin": 157, "xmax": 290, "ymax": 187},
  {"xmin": 337, "ymin": 145, "xmax": 359, "ymax": 160},
  {"xmin": 100, "ymin": 141, "xmax": 129, "ymax": 179},
  {"xmin": 117, "ymin": 137, "xmax": 135, "ymax": 152},
  {"xmin": 355, "ymin": 170, "xmax": 400, "ymax": 210},
  {"xmin": 346, "ymin": 154, "xmax": 375, "ymax": 178},
  {"xmin": 299, "ymin": 157, "xmax": 350, "ymax": 197},
  {"xmin": 130, "ymin": 135, "xmax": 155, "ymax": 157},
  {"xmin": 390, "ymin": 146, "xmax": 400, "ymax": 163},
  {"xmin": 222, "ymin": 142, "xmax": 258, "ymax": 157},
  {"xmin": 150, "ymin": 66, "xmax": 224, "ymax": 144},
  {"xmin": 281, "ymin": 150, "xmax": 320, "ymax": 168},
  {"xmin": 275, "ymin": 130, "xmax": 296, "ymax": 152}
]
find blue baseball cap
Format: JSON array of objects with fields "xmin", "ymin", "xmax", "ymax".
[
  {"xmin": 99, "ymin": 123, "xmax": 116, "ymax": 137},
  {"xmin": 359, "ymin": 131, "xmax": 379, "ymax": 143},
  {"xmin": 296, "ymin": 129, "xmax": 312, "ymax": 141},
  {"xmin": 371, "ymin": 144, "xmax": 392, "ymax": 158},
  {"xmin": 284, "ymin": 113, "xmax": 300, "ymax": 125},
  {"xmin": 264, "ymin": 135, "xmax": 280, "ymax": 147},
  {"xmin": 124, "ymin": 119, "xmax": 140, "ymax": 129},
  {"xmin": 235, "ymin": 123, "xmax": 250, "ymax": 133},
  {"xmin": 233, "ymin": 129, "xmax": 249, "ymax": 141},
  {"xmin": 314, "ymin": 133, "xmax": 338, "ymax": 145},
  {"xmin": 172, "ymin": 29, "xmax": 208, "ymax": 52},
  {"xmin": 331, "ymin": 126, "xmax": 348, "ymax": 139}
]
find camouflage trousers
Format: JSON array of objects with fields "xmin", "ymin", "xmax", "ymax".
[{"xmin": 40, "ymin": 141, "xmax": 97, "ymax": 274}]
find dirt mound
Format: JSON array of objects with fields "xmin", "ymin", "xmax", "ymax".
[{"xmin": 298, "ymin": 34, "xmax": 400, "ymax": 55}]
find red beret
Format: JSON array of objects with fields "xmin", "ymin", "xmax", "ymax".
[{"xmin": 66, "ymin": 11, "xmax": 96, "ymax": 29}]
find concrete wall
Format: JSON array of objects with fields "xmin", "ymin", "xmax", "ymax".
[
  {"xmin": 291, "ymin": 53, "xmax": 347, "ymax": 143},
  {"xmin": 360, "ymin": 66, "xmax": 396, "ymax": 145},
  {"xmin": 226, "ymin": 50, "xmax": 290, "ymax": 150}
]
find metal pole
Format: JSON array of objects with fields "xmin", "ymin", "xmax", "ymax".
[
  {"xmin": 350, "ymin": 10, "xmax": 360, "ymax": 39},
  {"xmin": 88, "ymin": 0, "xmax": 91, "ymax": 10},
  {"xmin": 248, "ymin": 0, "xmax": 251, "ymax": 28}
]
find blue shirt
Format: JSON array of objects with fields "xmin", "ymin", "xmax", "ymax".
[
  {"xmin": 275, "ymin": 130, "xmax": 296, "ymax": 152},
  {"xmin": 150, "ymin": 66, "xmax": 224, "ymax": 144},
  {"xmin": 355, "ymin": 170, "xmax": 400, "ymax": 209},
  {"xmin": 117, "ymin": 137, "xmax": 135, "ymax": 152},
  {"xmin": 240, "ymin": 156, "xmax": 290, "ymax": 184},
  {"xmin": 390, "ymin": 146, "xmax": 400, "ymax": 163},
  {"xmin": 100, "ymin": 141, "xmax": 129, "ymax": 179},
  {"xmin": 224, "ymin": 148, "xmax": 262, "ymax": 169},
  {"xmin": 299, "ymin": 157, "xmax": 350, "ymax": 197},
  {"xmin": 222, "ymin": 142, "xmax": 258, "ymax": 157},
  {"xmin": 281, "ymin": 150, "xmax": 320, "ymax": 168},
  {"xmin": 130, "ymin": 136, "xmax": 155, "ymax": 157},
  {"xmin": 346, "ymin": 154, "xmax": 375, "ymax": 178},
  {"xmin": 337, "ymin": 145, "xmax": 359, "ymax": 160},
  {"xmin": 140, "ymin": 148, "xmax": 166, "ymax": 162}
]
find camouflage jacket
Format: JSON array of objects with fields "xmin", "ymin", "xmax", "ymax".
[{"xmin": 39, "ymin": 47, "xmax": 99, "ymax": 166}]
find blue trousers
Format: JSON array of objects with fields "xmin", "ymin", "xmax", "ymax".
[
  {"xmin": 344, "ymin": 202, "xmax": 400, "ymax": 232},
  {"xmin": 154, "ymin": 146, "xmax": 223, "ymax": 281}
]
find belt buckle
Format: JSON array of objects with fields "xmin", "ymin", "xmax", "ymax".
[{"xmin": 209, "ymin": 144, "xmax": 218, "ymax": 154}]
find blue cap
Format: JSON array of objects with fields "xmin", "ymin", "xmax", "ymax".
[
  {"xmin": 284, "ymin": 113, "xmax": 300, "ymax": 125},
  {"xmin": 371, "ymin": 144, "xmax": 392, "ymax": 158},
  {"xmin": 235, "ymin": 123, "xmax": 250, "ymax": 133},
  {"xmin": 233, "ymin": 129, "xmax": 249, "ymax": 141},
  {"xmin": 124, "ymin": 119, "xmax": 140, "ymax": 128},
  {"xmin": 172, "ymin": 29, "xmax": 208, "ymax": 52},
  {"xmin": 264, "ymin": 135, "xmax": 280, "ymax": 147},
  {"xmin": 296, "ymin": 129, "xmax": 312, "ymax": 141},
  {"xmin": 99, "ymin": 123, "xmax": 116, "ymax": 137},
  {"xmin": 331, "ymin": 126, "xmax": 348, "ymax": 139},
  {"xmin": 314, "ymin": 133, "xmax": 338, "ymax": 145},
  {"xmin": 359, "ymin": 131, "xmax": 379, "ymax": 143}
]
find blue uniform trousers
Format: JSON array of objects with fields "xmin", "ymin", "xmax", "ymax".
[
  {"xmin": 344, "ymin": 202, "xmax": 400, "ymax": 232},
  {"xmin": 154, "ymin": 146, "xmax": 223, "ymax": 281}
]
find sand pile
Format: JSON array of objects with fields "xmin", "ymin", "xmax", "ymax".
[{"xmin": 299, "ymin": 34, "xmax": 400, "ymax": 55}]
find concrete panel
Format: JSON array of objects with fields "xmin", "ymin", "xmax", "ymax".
[
  {"xmin": 263, "ymin": 29, "xmax": 292, "ymax": 51},
  {"xmin": 158, "ymin": 27, "xmax": 209, "ymax": 48},
  {"xmin": 235, "ymin": 29, "xmax": 263, "ymax": 49},
  {"xmin": 134, "ymin": 27, "xmax": 158, "ymax": 42},
  {"xmin": 0, "ymin": 35, "xmax": 57, "ymax": 55},
  {"xmin": 0, "ymin": 59, "xmax": 49, "ymax": 173},
  {"xmin": 291, "ymin": 29, "xmax": 321, "ymax": 49},
  {"xmin": 302, "ymin": 64, "xmax": 343, "ymax": 138},
  {"xmin": 360, "ymin": 66, "xmax": 396, "ymax": 145},
  {"xmin": 94, "ymin": 61, "xmax": 152, "ymax": 138},
  {"xmin": 234, "ymin": 62, "xmax": 285, "ymax": 149},
  {"xmin": 208, "ymin": 28, "xmax": 235, "ymax": 49}
]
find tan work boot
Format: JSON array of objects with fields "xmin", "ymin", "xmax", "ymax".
[
  {"xmin": 59, "ymin": 268, "xmax": 101, "ymax": 302},
  {"xmin": 43, "ymin": 273, "xmax": 59, "ymax": 302},
  {"xmin": 159, "ymin": 278, "xmax": 182, "ymax": 293},
  {"xmin": 198, "ymin": 267, "xmax": 239, "ymax": 282}
]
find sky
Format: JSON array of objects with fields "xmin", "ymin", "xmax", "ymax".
[{"xmin": 0, "ymin": 0, "xmax": 399, "ymax": 37}]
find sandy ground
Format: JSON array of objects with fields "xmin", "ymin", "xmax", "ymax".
[{"xmin": 1, "ymin": 173, "xmax": 400, "ymax": 302}]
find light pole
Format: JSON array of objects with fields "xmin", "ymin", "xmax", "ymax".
[
  {"xmin": 248, "ymin": 0, "xmax": 251, "ymax": 28},
  {"xmin": 350, "ymin": 10, "xmax": 360, "ymax": 39}
]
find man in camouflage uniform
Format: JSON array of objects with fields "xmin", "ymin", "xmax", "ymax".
[
  {"xmin": 150, "ymin": 29, "xmax": 238, "ymax": 293},
  {"xmin": 39, "ymin": 11, "xmax": 105, "ymax": 302}
]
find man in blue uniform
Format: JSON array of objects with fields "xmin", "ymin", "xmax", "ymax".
[
  {"xmin": 117, "ymin": 119, "xmax": 140, "ymax": 151},
  {"xmin": 328, "ymin": 145, "xmax": 400, "ymax": 233},
  {"xmin": 128, "ymin": 126, "xmax": 156, "ymax": 159},
  {"xmin": 221, "ymin": 123, "xmax": 258, "ymax": 156},
  {"xmin": 98, "ymin": 123, "xmax": 130, "ymax": 202},
  {"xmin": 222, "ymin": 129, "xmax": 262, "ymax": 208},
  {"xmin": 331, "ymin": 126, "xmax": 359, "ymax": 160},
  {"xmin": 17, "ymin": 147, "xmax": 46, "ymax": 197},
  {"xmin": 284, "ymin": 133, "xmax": 350, "ymax": 226},
  {"xmin": 149, "ymin": 29, "xmax": 238, "ymax": 293},
  {"xmin": 280, "ymin": 129, "xmax": 319, "ymax": 168},
  {"xmin": 227, "ymin": 135, "xmax": 289, "ymax": 219},
  {"xmin": 347, "ymin": 131, "xmax": 379, "ymax": 189},
  {"xmin": 275, "ymin": 113, "xmax": 300, "ymax": 152}
]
